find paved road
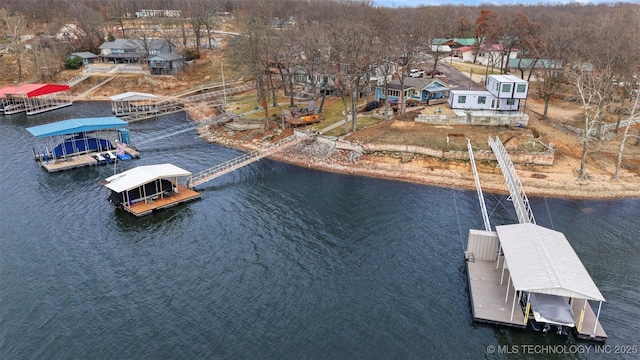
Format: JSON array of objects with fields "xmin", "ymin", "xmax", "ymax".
[{"xmin": 437, "ymin": 60, "xmax": 486, "ymax": 91}]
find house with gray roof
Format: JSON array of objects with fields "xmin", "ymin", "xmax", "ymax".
[
  {"xmin": 68, "ymin": 52, "xmax": 98, "ymax": 66},
  {"xmin": 99, "ymin": 38, "xmax": 182, "ymax": 75},
  {"xmin": 375, "ymin": 77, "xmax": 449, "ymax": 105}
]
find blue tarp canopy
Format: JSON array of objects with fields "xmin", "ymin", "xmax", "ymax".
[{"xmin": 26, "ymin": 117, "xmax": 128, "ymax": 138}]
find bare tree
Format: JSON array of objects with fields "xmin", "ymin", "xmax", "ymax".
[
  {"xmin": 1, "ymin": 8, "xmax": 28, "ymax": 83},
  {"xmin": 296, "ymin": 21, "xmax": 330, "ymax": 114},
  {"xmin": 391, "ymin": 8, "xmax": 426, "ymax": 114},
  {"xmin": 327, "ymin": 16, "xmax": 376, "ymax": 134},
  {"xmin": 613, "ymin": 90, "xmax": 639, "ymax": 180}
]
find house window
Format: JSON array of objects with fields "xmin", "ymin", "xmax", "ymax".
[
  {"xmin": 507, "ymin": 99, "xmax": 515, "ymax": 105},
  {"xmin": 502, "ymin": 84, "xmax": 511, "ymax": 93},
  {"xmin": 517, "ymin": 84, "xmax": 526, "ymax": 92},
  {"xmin": 478, "ymin": 96, "xmax": 486, "ymax": 105},
  {"xmin": 458, "ymin": 96, "xmax": 466, "ymax": 104}
]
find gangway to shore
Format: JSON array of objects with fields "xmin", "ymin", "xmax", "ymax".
[
  {"xmin": 73, "ymin": 76, "xmax": 115, "ymax": 101},
  {"xmin": 488, "ymin": 136, "xmax": 536, "ymax": 224},
  {"xmin": 186, "ymin": 132, "xmax": 310, "ymax": 188},
  {"xmin": 133, "ymin": 112, "xmax": 237, "ymax": 146},
  {"xmin": 65, "ymin": 74, "xmax": 91, "ymax": 88},
  {"xmin": 118, "ymin": 82, "xmax": 254, "ymax": 122}
]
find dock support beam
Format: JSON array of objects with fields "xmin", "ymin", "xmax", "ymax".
[
  {"xmin": 505, "ymin": 276, "xmax": 511, "ymax": 302},
  {"xmin": 593, "ymin": 301, "xmax": 602, "ymax": 334},
  {"xmin": 510, "ymin": 290, "xmax": 517, "ymax": 321}
]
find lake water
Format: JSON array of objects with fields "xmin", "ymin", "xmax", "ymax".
[{"xmin": 1, "ymin": 102, "xmax": 639, "ymax": 359}]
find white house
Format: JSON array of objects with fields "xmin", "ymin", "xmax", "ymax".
[
  {"xmin": 456, "ymin": 44, "xmax": 518, "ymax": 67},
  {"xmin": 486, "ymin": 74, "xmax": 529, "ymax": 99},
  {"xmin": 448, "ymin": 74, "xmax": 528, "ymax": 112}
]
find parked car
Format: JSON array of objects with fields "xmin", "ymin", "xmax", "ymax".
[
  {"xmin": 409, "ymin": 69, "xmax": 425, "ymax": 78},
  {"xmin": 425, "ymin": 69, "xmax": 443, "ymax": 76}
]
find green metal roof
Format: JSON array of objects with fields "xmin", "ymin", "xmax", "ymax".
[{"xmin": 26, "ymin": 117, "xmax": 128, "ymax": 138}]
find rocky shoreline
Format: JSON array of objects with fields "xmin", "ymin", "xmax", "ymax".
[{"xmin": 195, "ymin": 118, "xmax": 640, "ymax": 200}]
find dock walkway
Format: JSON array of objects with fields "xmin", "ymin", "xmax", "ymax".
[
  {"xmin": 122, "ymin": 185, "xmax": 201, "ymax": 217},
  {"xmin": 38, "ymin": 146, "xmax": 139, "ymax": 172},
  {"xmin": 467, "ymin": 259, "xmax": 527, "ymax": 328}
]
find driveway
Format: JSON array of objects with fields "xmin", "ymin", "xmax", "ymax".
[{"xmin": 437, "ymin": 60, "xmax": 486, "ymax": 91}]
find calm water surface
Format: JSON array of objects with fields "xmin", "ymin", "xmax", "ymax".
[{"xmin": 1, "ymin": 102, "xmax": 639, "ymax": 359}]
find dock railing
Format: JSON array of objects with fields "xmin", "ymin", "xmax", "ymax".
[
  {"xmin": 488, "ymin": 136, "xmax": 536, "ymax": 224},
  {"xmin": 186, "ymin": 133, "xmax": 308, "ymax": 188}
]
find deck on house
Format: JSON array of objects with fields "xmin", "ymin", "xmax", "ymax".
[{"xmin": 122, "ymin": 185, "xmax": 201, "ymax": 217}]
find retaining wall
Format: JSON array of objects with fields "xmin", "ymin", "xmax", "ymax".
[
  {"xmin": 328, "ymin": 137, "xmax": 554, "ymax": 165},
  {"xmin": 416, "ymin": 113, "xmax": 529, "ymax": 127}
]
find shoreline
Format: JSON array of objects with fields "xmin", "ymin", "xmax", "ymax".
[{"xmin": 198, "ymin": 127, "xmax": 640, "ymax": 201}]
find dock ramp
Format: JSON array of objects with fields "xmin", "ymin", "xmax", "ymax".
[
  {"xmin": 134, "ymin": 112, "xmax": 237, "ymax": 146},
  {"xmin": 488, "ymin": 136, "xmax": 536, "ymax": 224},
  {"xmin": 186, "ymin": 133, "xmax": 310, "ymax": 188}
]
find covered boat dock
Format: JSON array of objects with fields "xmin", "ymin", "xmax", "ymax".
[
  {"xmin": 110, "ymin": 91, "xmax": 158, "ymax": 116},
  {"xmin": 1, "ymin": 84, "xmax": 72, "ymax": 115},
  {"xmin": 26, "ymin": 117, "xmax": 139, "ymax": 172},
  {"xmin": 465, "ymin": 223, "xmax": 607, "ymax": 342},
  {"xmin": 103, "ymin": 164, "xmax": 201, "ymax": 217}
]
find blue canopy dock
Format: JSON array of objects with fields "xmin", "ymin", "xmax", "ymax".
[{"xmin": 26, "ymin": 117, "xmax": 139, "ymax": 172}]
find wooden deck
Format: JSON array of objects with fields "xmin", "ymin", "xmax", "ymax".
[
  {"xmin": 466, "ymin": 259, "xmax": 607, "ymax": 342},
  {"xmin": 572, "ymin": 298, "xmax": 607, "ymax": 342},
  {"xmin": 466, "ymin": 259, "xmax": 527, "ymax": 328},
  {"xmin": 122, "ymin": 185, "xmax": 201, "ymax": 217}
]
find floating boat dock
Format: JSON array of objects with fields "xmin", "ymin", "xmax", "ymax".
[
  {"xmin": 465, "ymin": 227, "xmax": 607, "ymax": 342},
  {"xmin": 103, "ymin": 164, "xmax": 201, "ymax": 217},
  {"xmin": 26, "ymin": 117, "xmax": 138, "ymax": 172},
  {"xmin": 118, "ymin": 184, "xmax": 200, "ymax": 217},
  {"xmin": 464, "ymin": 137, "xmax": 607, "ymax": 342},
  {"xmin": 38, "ymin": 147, "xmax": 139, "ymax": 172}
]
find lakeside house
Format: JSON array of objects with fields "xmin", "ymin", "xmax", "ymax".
[
  {"xmin": 375, "ymin": 77, "xmax": 450, "ymax": 105},
  {"xmin": 448, "ymin": 74, "xmax": 528, "ymax": 112},
  {"xmin": 99, "ymin": 38, "xmax": 183, "ymax": 75}
]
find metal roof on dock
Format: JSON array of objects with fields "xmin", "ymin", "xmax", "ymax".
[
  {"xmin": 109, "ymin": 92, "xmax": 157, "ymax": 101},
  {"xmin": 496, "ymin": 223, "xmax": 605, "ymax": 302},
  {"xmin": 104, "ymin": 164, "xmax": 191, "ymax": 193},
  {"xmin": 0, "ymin": 84, "xmax": 69, "ymax": 98},
  {"xmin": 26, "ymin": 117, "xmax": 128, "ymax": 138}
]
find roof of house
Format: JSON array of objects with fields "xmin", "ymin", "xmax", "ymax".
[
  {"xmin": 104, "ymin": 164, "xmax": 191, "ymax": 193},
  {"xmin": 490, "ymin": 74, "xmax": 528, "ymax": 83},
  {"xmin": 99, "ymin": 38, "xmax": 171, "ymax": 51},
  {"xmin": 26, "ymin": 117, "xmax": 128, "ymax": 138},
  {"xmin": 496, "ymin": 223, "xmax": 604, "ymax": 302},
  {"xmin": 69, "ymin": 52, "xmax": 98, "ymax": 59},
  {"xmin": 433, "ymin": 38, "xmax": 477, "ymax": 47},
  {"xmin": 386, "ymin": 77, "xmax": 448, "ymax": 91},
  {"xmin": 457, "ymin": 44, "xmax": 518, "ymax": 53},
  {"xmin": 147, "ymin": 53, "xmax": 182, "ymax": 61},
  {"xmin": 508, "ymin": 58, "xmax": 562, "ymax": 69}
]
